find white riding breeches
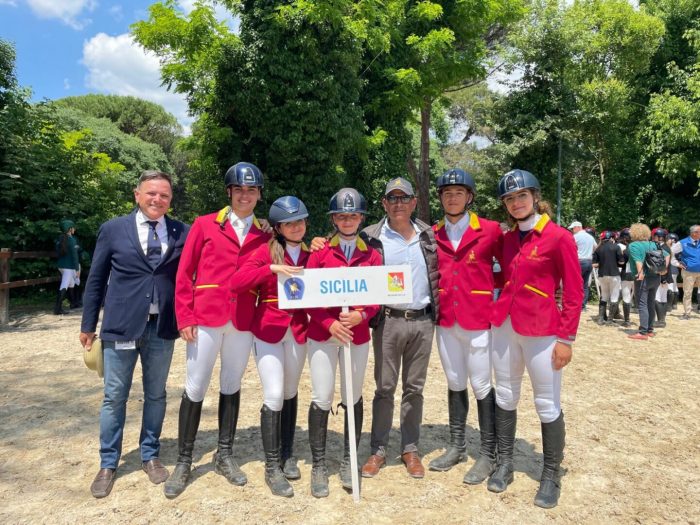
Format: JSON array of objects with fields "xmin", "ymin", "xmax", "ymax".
[
  {"xmin": 599, "ymin": 275, "xmax": 621, "ymax": 303},
  {"xmin": 184, "ymin": 321, "xmax": 252, "ymax": 402},
  {"xmin": 308, "ymin": 339, "xmax": 369, "ymax": 411},
  {"xmin": 253, "ymin": 329, "xmax": 307, "ymax": 411},
  {"xmin": 621, "ymin": 281, "xmax": 634, "ymax": 304},
  {"xmin": 436, "ymin": 325, "xmax": 492, "ymax": 399},
  {"xmin": 491, "ymin": 316, "xmax": 561, "ymax": 423},
  {"xmin": 59, "ymin": 268, "xmax": 77, "ymax": 289}
]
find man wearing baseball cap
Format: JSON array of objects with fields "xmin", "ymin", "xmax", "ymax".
[
  {"xmin": 568, "ymin": 221, "xmax": 596, "ymax": 310},
  {"xmin": 360, "ymin": 177, "xmax": 440, "ymax": 480}
]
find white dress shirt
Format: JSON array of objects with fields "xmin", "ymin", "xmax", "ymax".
[
  {"xmin": 380, "ymin": 220, "xmax": 431, "ymax": 310},
  {"xmin": 136, "ymin": 209, "xmax": 169, "ymax": 314},
  {"xmin": 445, "ymin": 214, "xmax": 470, "ymax": 250},
  {"xmin": 229, "ymin": 212, "xmax": 253, "ymax": 244}
]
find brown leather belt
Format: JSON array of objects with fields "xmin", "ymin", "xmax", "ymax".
[{"xmin": 383, "ymin": 305, "xmax": 431, "ymax": 320}]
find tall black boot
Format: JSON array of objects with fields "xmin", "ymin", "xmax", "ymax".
[
  {"xmin": 654, "ymin": 301, "xmax": 667, "ymax": 328},
  {"xmin": 534, "ymin": 412, "xmax": 566, "ymax": 509},
  {"xmin": 487, "ymin": 405, "xmax": 517, "ymax": 493},
  {"xmin": 672, "ymin": 291, "xmax": 679, "ymax": 310},
  {"xmin": 597, "ymin": 301, "xmax": 607, "ymax": 325},
  {"xmin": 622, "ymin": 302, "xmax": 631, "ymax": 327},
  {"xmin": 429, "ymin": 389, "xmax": 468, "ymax": 471},
  {"xmin": 214, "ymin": 391, "xmax": 247, "ymax": 486},
  {"xmin": 68, "ymin": 286, "xmax": 82, "ymax": 308},
  {"xmin": 261, "ymin": 405, "xmax": 293, "ymax": 497},
  {"xmin": 339, "ymin": 397, "xmax": 363, "ymax": 490},
  {"xmin": 281, "ymin": 395, "xmax": 300, "ymax": 480},
  {"xmin": 308, "ymin": 402, "xmax": 330, "ymax": 498},
  {"xmin": 53, "ymin": 289, "xmax": 68, "ymax": 315},
  {"xmin": 666, "ymin": 290, "xmax": 673, "ymax": 313},
  {"xmin": 613, "ymin": 300, "xmax": 623, "ymax": 320},
  {"xmin": 164, "ymin": 392, "xmax": 203, "ymax": 498},
  {"xmin": 464, "ymin": 388, "xmax": 497, "ymax": 484},
  {"xmin": 608, "ymin": 302, "xmax": 619, "ymax": 324}
]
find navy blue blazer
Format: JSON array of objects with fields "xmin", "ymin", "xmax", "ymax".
[{"xmin": 81, "ymin": 209, "xmax": 189, "ymax": 341}]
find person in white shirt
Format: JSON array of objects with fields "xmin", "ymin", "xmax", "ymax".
[{"xmin": 568, "ymin": 221, "xmax": 596, "ymax": 310}]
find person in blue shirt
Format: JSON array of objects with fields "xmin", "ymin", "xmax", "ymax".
[{"xmin": 671, "ymin": 225, "xmax": 700, "ymax": 319}]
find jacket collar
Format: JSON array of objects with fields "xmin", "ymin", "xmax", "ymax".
[{"xmin": 329, "ymin": 234, "xmax": 368, "ymax": 252}]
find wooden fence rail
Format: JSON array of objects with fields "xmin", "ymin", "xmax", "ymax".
[{"xmin": 0, "ymin": 248, "xmax": 59, "ymax": 326}]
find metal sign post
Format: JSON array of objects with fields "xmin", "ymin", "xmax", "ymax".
[{"xmin": 277, "ymin": 265, "xmax": 413, "ymax": 502}]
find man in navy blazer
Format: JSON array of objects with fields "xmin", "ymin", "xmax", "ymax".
[{"xmin": 80, "ymin": 170, "xmax": 189, "ymax": 498}]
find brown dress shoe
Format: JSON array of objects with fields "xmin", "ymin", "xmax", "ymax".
[
  {"xmin": 361, "ymin": 454, "xmax": 386, "ymax": 478},
  {"xmin": 401, "ymin": 452, "xmax": 425, "ymax": 479},
  {"xmin": 143, "ymin": 459, "xmax": 169, "ymax": 484},
  {"xmin": 90, "ymin": 468, "xmax": 115, "ymax": 498}
]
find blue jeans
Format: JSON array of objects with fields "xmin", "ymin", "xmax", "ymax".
[
  {"xmin": 637, "ymin": 275, "xmax": 661, "ymax": 335},
  {"xmin": 580, "ymin": 259, "xmax": 593, "ymax": 308},
  {"xmin": 99, "ymin": 319, "xmax": 175, "ymax": 469}
]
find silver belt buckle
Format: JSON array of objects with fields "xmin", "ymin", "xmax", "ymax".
[{"xmin": 404, "ymin": 310, "xmax": 412, "ymax": 319}]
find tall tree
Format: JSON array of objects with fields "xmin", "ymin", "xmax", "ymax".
[
  {"xmin": 55, "ymin": 94, "xmax": 182, "ymax": 157},
  {"xmin": 485, "ymin": 0, "xmax": 664, "ymax": 228}
]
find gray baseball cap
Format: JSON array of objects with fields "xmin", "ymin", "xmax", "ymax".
[{"xmin": 385, "ymin": 177, "xmax": 414, "ymax": 196}]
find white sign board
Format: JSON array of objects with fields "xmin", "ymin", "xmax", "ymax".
[{"xmin": 277, "ymin": 265, "xmax": 413, "ymax": 309}]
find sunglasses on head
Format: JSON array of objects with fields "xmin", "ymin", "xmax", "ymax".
[{"xmin": 385, "ymin": 195, "xmax": 413, "ymax": 204}]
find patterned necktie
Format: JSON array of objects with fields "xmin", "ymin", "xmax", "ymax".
[
  {"xmin": 147, "ymin": 221, "xmax": 162, "ymax": 267},
  {"xmin": 344, "ymin": 244, "xmax": 353, "ymax": 261}
]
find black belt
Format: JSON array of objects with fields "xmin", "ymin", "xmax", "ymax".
[
  {"xmin": 148, "ymin": 313, "xmax": 159, "ymax": 322},
  {"xmin": 383, "ymin": 305, "xmax": 431, "ymax": 320}
]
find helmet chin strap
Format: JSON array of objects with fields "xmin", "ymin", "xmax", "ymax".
[
  {"xmin": 518, "ymin": 200, "xmax": 538, "ymax": 221},
  {"xmin": 445, "ymin": 211, "xmax": 466, "ymax": 219}
]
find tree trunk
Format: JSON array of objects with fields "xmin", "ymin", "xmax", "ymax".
[{"xmin": 416, "ymin": 98, "xmax": 432, "ymax": 223}]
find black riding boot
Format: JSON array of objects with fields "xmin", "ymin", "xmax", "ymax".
[
  {"xmin": 671, "ymin": 291, "xmax": 679, "ymax": 310},
  {"xmin": 622, "ymin": 302, "xmax": 631, "ymax": 327},
  {"xmin": 654, "ymin": 301, "xmax": 667, "ymax": 328},
  {"xmin": 534, "ymin": 412, "xmax": 566, "ymax": 508},
  {"xmin": 339, "ymin": 397, "xmax": 363, "ymax": 490},
  {"xmin": 487, "ymin": 405, "xmax": 517, "ymax": 493},
  {"xmin": 429, "ymin": 389, "xmax": 468, "ymax": 471},
  {"xmin": 608, "ymin": 302, "xmax": 619, "ymax": 324},
  {"xmin": 281, "ymin": 395, "xmax": 300, "ymax": 479},
  {"xmin": 665, "ymin": 290, "xmax": 673, "ymax": 313},
  {"xmin": 68, "ymin": 286, "xmax": 82, "ymax": 308},
  {"xmin": 261, "ymin": 405, "xmax": 293, "ymax": 497},
  {"xmin": 53, "ymin": 288, "xmax": 68, "ymax": 315},
  {"xmin": 597, "ymin": 301, "xmax": 607, "ymax": 325},
  {"xmin": 613, "ymin": 300, "xmax": 623, "ymax": 319},
  {"xmin": 308, "ymin": 402, "xmax": 330, "ymax": 498},
  {"xmin": 214, "ymin": 391, "xmax": 247, "ymax": 486},
  {"xmin": 464, "ymin": 388, "xmax": 497, "ymax": 484},
  {"xmin": 164, "ymin": 392, "xmax": 203, "ymax": 498}
]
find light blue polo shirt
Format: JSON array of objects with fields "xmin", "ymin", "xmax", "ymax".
[{"xmin": 380, "ymin": 220, "xmax": 431, "ymax": 310}]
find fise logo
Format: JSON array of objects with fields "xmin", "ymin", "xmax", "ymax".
[
  {"xmin": 283, "ymin": 278, "xmax": 305, "ymax": 300},
  {"xmin": 387, "ymin": 272, "xmax": 405, "ymax": 292}
]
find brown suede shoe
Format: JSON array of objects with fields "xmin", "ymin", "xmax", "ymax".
[
  {"xmin": 361, "ymin": 454, "xmax": 386, "ymax": 478},
  {"xmin": 401, "ymin": 452, "xmax": 425, "ymax": 479},
  {"xmin": 143, "ymin": 459, "xmax": 169, "ymax": 484},
  {"xmin": 90, "ymin": 468, "xmax": 115, "ymax": 498}
]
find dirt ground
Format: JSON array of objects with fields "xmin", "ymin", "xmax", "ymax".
[{"xmin": 1, "ymin": 305, "xmax": 698, "ymax": 525}]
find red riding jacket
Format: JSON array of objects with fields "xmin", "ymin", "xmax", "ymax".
[{"xmin": 175, "ymin": 207, "xmax": 270, "ymax": 330}]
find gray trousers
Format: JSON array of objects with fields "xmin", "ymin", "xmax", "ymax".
[{"xmin": 369, "ymin": 315, "xmax": 434, "ymax": 455}]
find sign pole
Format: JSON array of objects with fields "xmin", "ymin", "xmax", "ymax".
[{"xmin": 341, "ymin": 305, "xmax": 361, "ymax": 503}]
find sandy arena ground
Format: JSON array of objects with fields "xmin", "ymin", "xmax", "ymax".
[{"xmin": 0, "ymin": 306, "xmax": 698, "ymax": 524}]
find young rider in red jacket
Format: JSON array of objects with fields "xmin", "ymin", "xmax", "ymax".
[
  {"xmin": 429, "ymin": 169, "xmax": 504, "ymax": 487},
  {"xmin": 166, "ymin": 162, "xmax": 270, "ymax": 498},
  {"xmin": 488, "ymin": 170, "xmax": 583, "ymax": 509},
  {"xmin": 305, "ymin": 188, "xmax": 382, "ymax": 498}
]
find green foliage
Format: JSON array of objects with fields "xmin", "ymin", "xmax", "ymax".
[
  {"xmin": 480, "ymin": 0, "xmax": 665, "ymax": 228},
  {"xmin": 55, "ymin": 94, "xmax": 182, "ymax": 157},
  {"xmin": 0, "ymin": 42, "xmax": 185, "ymax": 284}
]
